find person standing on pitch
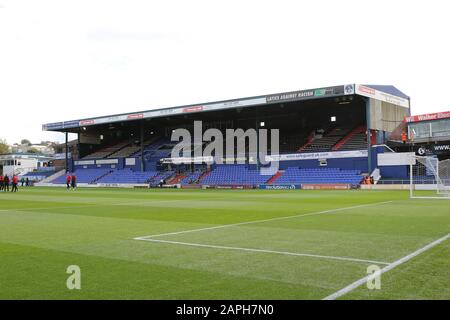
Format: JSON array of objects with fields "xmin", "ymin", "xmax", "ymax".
[
  {"xmin": 11, "ymin": 175, "xmax": 18, "ymax": 192},
  {"xmin": 4, "ymin": 175, "xmax": 10, "ymax": 192},
  {"xmin": 71, "ymin": 173, "xmax": 77, "ymax": 191},
  {"xmin": 0, "ymin": 174, "xmax": 4, "ymax": 191},
  {"xmin": 66, "ymin": 173, "xmax": 71, "ymax": 191}
]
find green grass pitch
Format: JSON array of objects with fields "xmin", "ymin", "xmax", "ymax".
[{"xmin": 0, "ymin": 187, "xmax": 449, "ymax": 300}]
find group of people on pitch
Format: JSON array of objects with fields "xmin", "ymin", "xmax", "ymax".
[
  {"xmin": 361, "ymin": 175, "xmax": 375, "ymax": 185},
  {"xmin": 66, "ymin": 173, "xmax": 77, "ymax": 191},
  {"xmin": 0, "ymin": 174, "xmax": 19, "ymax": 192}
]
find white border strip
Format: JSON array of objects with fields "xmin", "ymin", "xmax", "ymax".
[
  {"xmin": 323, "ymin": 232, "xmax": 450, "ymax": 300},
  {"xmin": 134, "ymin": 201, "xmax": 394, "ymax": 240},
  {"xmin": 137, "ymin": 238, "xmax": 390, "ymax": 265}
]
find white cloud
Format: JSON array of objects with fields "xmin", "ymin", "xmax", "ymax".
[{"xmin": 0, "ymin": 0, "xmax": 449, "ymax": 144}]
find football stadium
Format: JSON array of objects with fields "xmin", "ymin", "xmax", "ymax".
[{"xmin": 1, "ymin": 84, "xmax": 450, "ymax": 301}]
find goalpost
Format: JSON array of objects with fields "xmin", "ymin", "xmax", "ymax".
[{"xmin": 410, "ymin": 155, "xmax": 450, "ymax": 199}]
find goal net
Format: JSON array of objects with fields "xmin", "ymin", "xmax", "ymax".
[{"xmin": 410, "ymin": 156, "xmax": 450, "ymax": 199}]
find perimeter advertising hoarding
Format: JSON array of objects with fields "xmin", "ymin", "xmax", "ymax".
[
  {"xmin": 205, "ymin": 185, "xmax": 254, "ymax": 190},
  {"xmin": 416, "ymin": 143, "xmax": 450, "ymax": 156},
  {"xmin": 53, "ymin": 153, "xmax": 71, "ymax": 160},
  {"xmin": 265, "ymin": 85, "xmax": 348, "ymax": 104},
  {"xmin": 355, "ymin": 84, "xmax": 409, "ymax": 108},
  {"xmin": 259, "ymin": 185, "xmax": 300, "ymax": 190},
  {"xmin": 405, "ymin": 111, "xmax": 450, "ymax": 123},
  {"xmin": 265, "ymin": 150, "xmax": 368, "ymax": 162},
  {"xmin": 301, "ymin": 184, "xmax": 351, "ymax": 190}
]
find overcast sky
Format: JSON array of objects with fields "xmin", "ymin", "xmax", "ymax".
[{"xmin": 1, "ymin": 0, "xmax": 449, "ymax": 145}]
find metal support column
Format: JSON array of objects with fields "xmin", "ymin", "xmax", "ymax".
[
  {"xmin": 140, "ymin": 121, "xmax": 145, "ymax": 172},
  {"xmin": 65, "ymin": 131, "xmax": 69, "ymax": 173},
  {"xmin": 365, "ymin": 98, "xmax": 372, "ymax": 174}
]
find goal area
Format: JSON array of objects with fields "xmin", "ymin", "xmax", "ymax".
[{"xmin": 410, "ymin": 156, "xmax": 450, "ymax": 199}]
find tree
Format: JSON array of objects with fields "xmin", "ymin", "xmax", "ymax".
[
  {"xmin": 21, "ymin": 139, "xmax": 32, "ymax": 146},
  {"xmin": 0, "ymin": 138, "xmax": 10, "ymax": 154},
  {"xmin": 27, "ymin": 147, "xmax": 41, "ymax": 154}
]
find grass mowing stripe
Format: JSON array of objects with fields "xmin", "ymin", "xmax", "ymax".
[
  {"xmin": 322, "ymin": 232, "xmax": 450, "ymax": 300},
  {"xmin": 134, "ymin": 200, "xmax": 394, "ymax": 239},
  {"xmin": 0, "ymin": 199, "xmax": 192, "ymax": 213},
  {"xmin": 0, "ymin": 203, "xmax": 105, "ymax": 213},
  {"xmin": 139, "ymin": 238, "xmax": 391, "ymax": 265}
]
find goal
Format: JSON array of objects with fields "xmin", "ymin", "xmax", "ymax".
[{"xmin": 410, "ymin": 156, "xmax": 450, "ymax": 199}]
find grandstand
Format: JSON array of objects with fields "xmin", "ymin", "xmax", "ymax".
[
  {"xmin": 201, "ymin": 165, "xmax": 270, "ymax": 186},
  {"xmin": 180, "ymin": 170, "xmax": 203, "ymax": 185},
  {"xmin": 52, "ymin": 168, "xmax": 112, "ymax": 184},
  {"xmin": 42, "ymin": 84, "xmax": 411, "ymax": 188},
  {"xmin": 20, "ymin": 169, "xmax": 55, "ymax": 182},
  {"xmin": 299, "ymin": 126, "xmax": 354, "ymax": 152},
  {"xmin": 96, "ymin": 169, "xmax": 159, "ymax": 184},
  {"xmin": 333, "ymin": 126, "xmax": 367, "ymax": 151},
  {"xmin": 82, "ymin": 140, "xmax": 131, "ymax": 159}
]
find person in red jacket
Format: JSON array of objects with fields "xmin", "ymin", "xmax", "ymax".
[
  {"xmin": 66, "ymin": 173, "xmax": 71, "ymax": 191},
  {"xmin": 71, "ymin": 173, "xmax": 77, "ymax": 191},
  {"xmin": 0, "ymin": 174, "xmax": 4, "ymax": 191},
  {"xmin": 11, "ymin": 175, "xmax": 18, "ymax": 192}
]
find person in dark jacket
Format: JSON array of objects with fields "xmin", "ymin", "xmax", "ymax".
[
  {"xmin": 71, "ymin": 173, "xmax": 77, "ymax": 191},
  {"xmin": 4, "ymin": 175, "xmax": 10, "ymax": 192}
]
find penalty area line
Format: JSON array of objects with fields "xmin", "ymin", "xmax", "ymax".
[
  {"xmin": 134, "ymin": 200, "xmax": 394, "ymax": 240},
  {"xmin": 322, "ymin": 232, "xmax": 450, "ymax": 300},
  {"xmin": 136, "ymin": 238, "xmax": 391, "ymax": 266}
]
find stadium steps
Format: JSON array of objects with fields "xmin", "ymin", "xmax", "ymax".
[
  {"xmin": 300, "ymin": 126, "xmax": 354, "ymax": 153},
  {"xmin": 298, "ymin": 132, "xmax": 314, "ymax": 152},
  {"xmin": 197, "ymin": 170, "xmax": 211, "ymax": 184},
  {"xmin": 83, "ymin": 140, "xmax": 131, "ymax": 159},
  {"xmin": 266, "ymin": 170, "xmax": 284, "ymax": 185},
  {"xmin": 91, "ymin": 170, "xmax": 114, "ymax": 184},
  {"xmin": 332, "ymin": 125, "xmax": 366, "ymax": 151},
  {"xmin": 298, "ymin": 126, "xmax": 335, "ymax": 152},
  {"xmin": 166, "ymin": 173, "xmax": 187, "ymax": 185},
  {"xmin": 38, "ymin": 169, "xmax": 66, "ymax": 184},
  {"xmin": 109, "ymin": 136, "xmax": 160, "ymax": 159},
  {"xmin": 104, "ymin": 141, "xmax": 136, "ymax": 158}
]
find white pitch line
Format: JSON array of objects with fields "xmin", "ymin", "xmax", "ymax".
[
  {"xmin": 138, "ymin": 238, "xmax": 391, "ymax": 265},
  {"xmin": 134, "ymin": 200, "xmax": 394, "ymax": 240},
  {"xmin": 322, "ymin": 232, "xmax": 450, "ymax": 300},
  {"xmin": 0, "ymin": 203, "xmax": 105, "ymax": 213}
]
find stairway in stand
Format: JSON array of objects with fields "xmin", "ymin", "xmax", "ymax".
[
  {"xmin": 196, "ymin": 170, "xmax": 211, "ymax": 184},
  {"xmin": 332, "ymin": 125, "xmax": 366, "ymax": 151},
  {"xmin": 266, "ymin": 170, "xmax": 284, "ymax": 185},
  {"xmin": 166, "ymin": 173, "xmax": 187, "ymax": 185}
]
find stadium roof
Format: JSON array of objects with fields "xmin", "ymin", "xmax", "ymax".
[
  {"xmin": 43, "ymin": 84, "xmax": 410, "ymax": 132},
  {"xmin": 363, "ymin": 85, "xmax": 409, "ymax": 100},
  {"xmin": 0, "ymin": 153, "xmax": 53, "ymax": 160}
]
